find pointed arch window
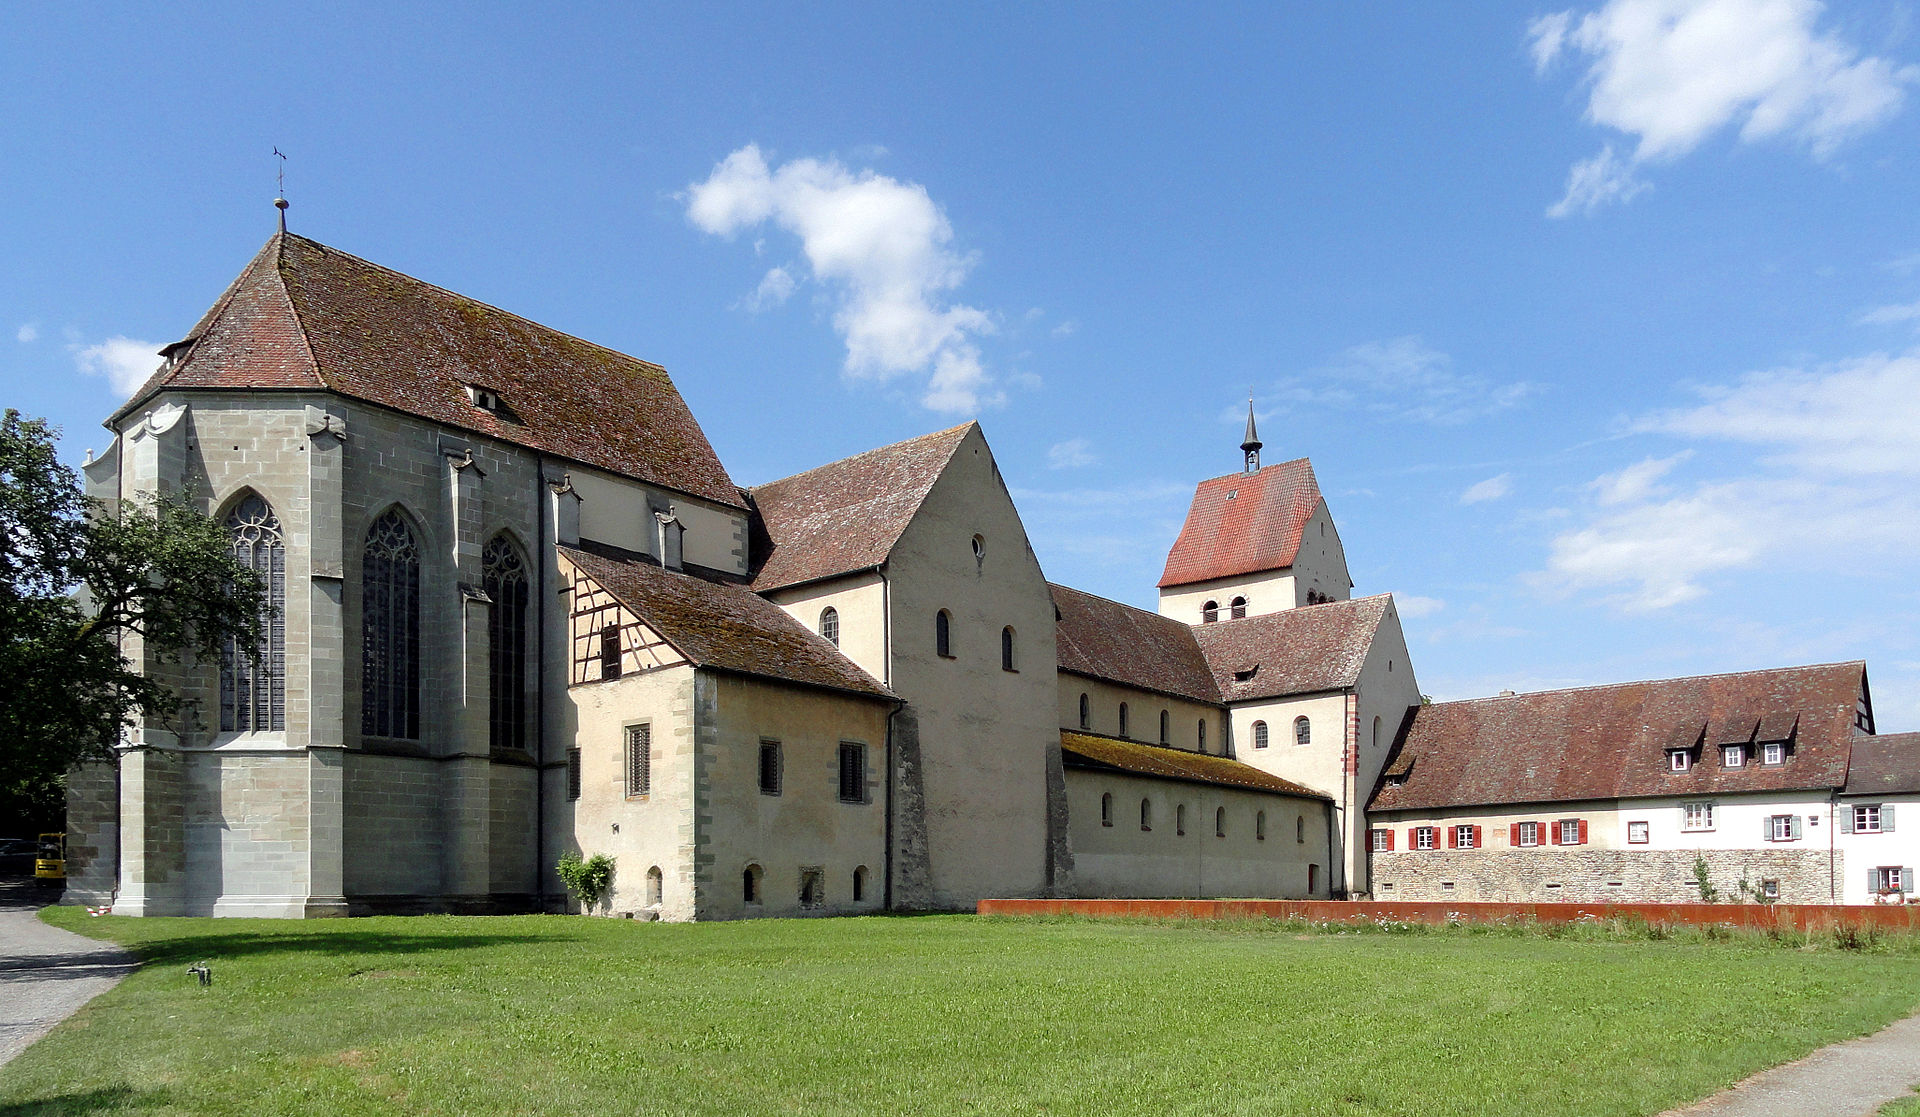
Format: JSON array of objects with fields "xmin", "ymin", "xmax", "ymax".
[
  {"xmin": 484, "ymin": 535, "xmax": 529, "ymax": 753},
  {"xmin": 362, "ymin": 509, "xmax": 421, "ymax": 740},
  {"xmin": 220, "ymin": 493, "xmax": 285, "ymax": 732}
]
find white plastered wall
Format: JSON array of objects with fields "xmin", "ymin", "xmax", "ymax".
[
  {"xmin": 1058, "ymin": 674, "xmax": 1223, "ymax": 754},
  {"xmin": 1065, "ymin": 771, "xmax": 1332, "ymax": 898},
  {"xmin": 1835, "ymin": 793, "xmax": 1920, "ymax": 903},
  {"xmin": 764, "ymin": 572, "xmax": 890, "ymax": 688},
  {"xmin": 568, "ymin": 465, "xmax": 748, "ymax": 576}
]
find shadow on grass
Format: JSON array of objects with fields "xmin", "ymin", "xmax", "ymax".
[
  {"xmin": 0, "ymin": 1085, "xmax": 168, "ymax": 1114},
  {"xmin": 120, "ymin": 929, "xmax": 573, "ymax": 966}
]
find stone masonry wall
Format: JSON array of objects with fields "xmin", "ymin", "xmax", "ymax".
[
  {"xmin": 343, "ymin": 753, "xmax": 445, "ymax": 896},
  {"xmin": 1372, "ymin": 848, "xmax": 1837, "ymax": 905}
]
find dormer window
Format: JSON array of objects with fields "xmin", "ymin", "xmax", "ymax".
[
  {"xmin": 467, "ymin": 384, "xmax": 505, "ymax": 413},
  {"xmin": 1721, "ymin": 745, "xmax": 1745, "ymax": 768},
  {"xmin": 1668, "ymin": 749, "xmax": 1692, "ymax": 773},
  {"xmin": 1232, "ymin": 665, "xmax": 1257, "ymax": 682},
  {"xmin": 1762, "ymin": 741, "xmax": 1785, "ymax": 765}
]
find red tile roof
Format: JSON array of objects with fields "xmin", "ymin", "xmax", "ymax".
[
  {"xmin": 748, "ymin": 423, "xmax": 975, "ymax": 592},
  {"xmin": 1060, "ymin": 731, "xmax": 1331, "ymax": 799},
  {"xmin": 1190, "ymin": 595, "xmax": 1392, "ymax": 702},
  {"xmin": 559, "ymin": 543, "xmax": 892, "ymax": 701},
  {"xmin": 1369, "ymin": 662, "xmax": 1868, "ymax": 813},
  {"xmin": 1050, "ymin": 584, "xmax": 1221, "ymax": 704},
  {"xmin": 117, "ymin": 233, "xmax": 743, "ymax": 509},
  {"xmin": 1158, "ymin": 459, "xmax": 1325, "ymax": 589},
  {"xmin": 1844, "ymin": 733, "xmax": 1920, "ymax": 797}
]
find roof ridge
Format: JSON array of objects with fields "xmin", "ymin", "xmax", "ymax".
[
  {"xmin": 1047, "ymin": 580, "xmax": 1171, "ymax": 619},
  {"xmin": 279, "ymin": 233, "xmax": 675, "ymax": 376},
  {"xmin": 1433, "ymin": 660, "xmax": 1867, "ymax": 706},
  {"xmin": 751, "ymin": 421, "xmax": 977, "ymax": 493},
  {"xmin": 271, "ymin": 232, "xmax": 327, "ymax": 392},
  {"xmin": 1193, "ymin": 456, "xmax": 1313, "ymax": 486}
]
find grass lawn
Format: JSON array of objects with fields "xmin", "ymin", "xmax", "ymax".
[{"xmin": 5, "ymin": 910, "xmax": 1920, "ymax": 1116}]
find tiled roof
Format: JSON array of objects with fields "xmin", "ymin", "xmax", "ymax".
[
  {"xmin": 748, "ymin": 423, "xmax": 974, "ymax": 592},
  {"xmin": 1190, "ymin": 596, "xmax": 1391, "ymax": 702},
  {"xmin": 559, "ymin": 543, "xmax": 892, "ymax": 701},
  {"xmin": 1050, "ymin": 583, "xmax": 1222, "ymax": 704},
  {"xmin": 1844, "ymin": 733, "xmax": 1920, "ymax": 797},
  {"xmin": 117, "ymin": 233, "xmax": 743, "ymax": 509},
  {"xmin": 1158, "ymin": 459, "xmax": 1324, "ymax": 589},
  {"xmin": 1369, "ymin": 662, "xmax": 1868, "ymax": 813},
  {"xmin": 1060, "ymin": 731, "xmax": 1331, "ymax": 799}
]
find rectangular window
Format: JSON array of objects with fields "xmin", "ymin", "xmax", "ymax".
[
  {"xmin": 625, "ymin": 723, "xmax": 650, "ymax": 798},
  {"xmin": 1767, "ymin": 814, "xmax": 1798, "ymax": 842},
  {"xmin": 1370, "ymin": 828, "xmax": 1393, "ymax": 853},
  {"xmin": 1762, "ymin": 879, "xmax": 1780, "ymax": 900},
  {"xmin": 1722, "ymin": 745, "xmax": 1744, "ymax": 768},
  {"xmin": 1877, "ymin": 866, "xmax": 1906, "ymax": 893},
  {"xmin": 1453, "ymin": 825, "xmax": 1477, "ymax": 849},
  {"xmin": 1668, "ymin": 750, "xmax": 1692, "ymax": 772},
  {"xmin": 1855, "ymin": 805, "xmax": 1883, "ymax": 833},
  {"xmin": 1762, "ymin": 741, "xmax": 1784, "ymax": 765},
  {"xmin": 1413, "ymin": 826, "xmax": 1437, "ymax": 851},
  {"xmin": 759, "ymin": 741, "xmax": 782, "ymax": 796},
  {"xmin": 1516, "ymin": 821, "xmax": 1541, "ymax": 848},
  {"xmin": 1557, "ymin": 819, "xmax": 1583, "ymax": 846},
  {"xmin": 1683, "ymin": 802, "xmax": 1714, "ymax": 832},
  {"xmin": 838, "ymin": 742, "xmax": 867, "ymax": 804},
  {"xmin": 599, "ymin": 624, "xmax": 622, "ymax": 680},
  {"xmin": 1627, "ymin": 820, "xmax": 1649, "ymax": 844},
  {"xmin": 566, "ymin": 747, "xmax": 582, "ymax": 801}
]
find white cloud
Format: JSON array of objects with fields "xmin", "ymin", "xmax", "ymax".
[
  {"xmin": 1051, "ymin": 319, "xmax": 1078, "ymax": 338},
  {"xmin": 685, "ymin": 144, "xmax": 1000, "ymax": 413},
  {"xmin": 1047, "ymin": 438, "xmax": 1097, "ymax": 469},
  {"xmin": 72, "ymin": 336, "xmax": 162, "ymax": 397},
  {"xmin": 1539, "ymin": 352, "xmax": 1920, "ymax": 608},
  {"xmin": 1461, "ymin": 473, "xmax": 1515, "ymax": 504},
  {"xmin": 1534, "ymin": 0, "xmax": 1917, "ymax": 215},
  {"xmin": 742, "ymin": 266, "xmax": 796, "ymax": 312},
  {"xmin": 16, "ymin": 324, "xmax": 38, "ymax": 343},
  {"xmin": 1589, "ymin": 451, "xmax": 1690, "ymax": 504},
  {"xmin": 1266, "ymin": 336, "xmax": 1537, "ymax": 425},
  {"xmin": 1858, "ymin": 298, "xmax": 1920, "ymax": 326},
  {"xmin": 1394, "ymin": 594, "xmax": 1447, "ymax": 618}
]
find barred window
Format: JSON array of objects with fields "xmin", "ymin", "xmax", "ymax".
[
  {"xmin": 1201, "ymin": 600, "xmax": 1219, "ymax": 624},
  {"xmin": 1252, "ymin": 721, "xmax": 1269, "ymax": 749},
  {"xmin": 566, "ymin": 748, "xmax": 582, "ymax": 801},
  {"xmin": 625, "ymin": 723, "xmax": 650, "ymax": 798},
  {"xmin": 759, "ymin": 741, "xmax": 782, "ymax": 796},
  {"xmin": 820, "ymin": 607, "xmax": 839, "ymax": 647},
  {"xmin": 1294, "ymin": 716, "xmax": 1311, "ymax": 746},
  {"xmin": 1229, "ymin": 596, "xmax": 1247, "ymax": 619},
  {"xmin": 484, "ymin": 535, "xmax": 529, "ymax": 753},
  {"xmin": 361, "ymin": 509, "xmax": 420, "ymax": 739},
  {"xmin": 220, "ymin": 493, "xmax": 285, "ymax": 732},
  {"xmin": 838, "ymin": 742, "xmax": 867, "ymax": 803}
]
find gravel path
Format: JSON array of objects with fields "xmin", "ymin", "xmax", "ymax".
[
  {"xmin": 0, "ymin": 879, "xmax": 136, "ymax": 1068},
  {"xmin": 1662, "ymin": 1011, "xmax": 1920, "ymax": 1117}
]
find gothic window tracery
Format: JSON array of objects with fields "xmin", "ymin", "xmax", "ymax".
[
  {"xmin": 362, "ymin": 509, "xmax": 421, "ymax": 739},
  {"xmin": 220, "ymin": 493, "xmax": 285, "ymax": 732},
  {"xmin": 484, "ymin": 534, "xmax": 529, "ymax": 753}
]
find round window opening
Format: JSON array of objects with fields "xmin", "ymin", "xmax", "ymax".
[{"xmin": 971, "ymin": 534, "xmax": 985, "ymax": 560}]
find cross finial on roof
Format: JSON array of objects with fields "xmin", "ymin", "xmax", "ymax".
[{"xmin": 1240, "ymin": 395, "xmax": 1262, "ymax": 473}]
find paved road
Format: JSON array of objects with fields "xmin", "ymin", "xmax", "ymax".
[
  {"xmin": 1663, "ymin": 1011, "xmax": 1920, "ymax": 1117},
  {"xmin": 0, "ymin": 878, "xmax": 136, "ymax": 1068}
]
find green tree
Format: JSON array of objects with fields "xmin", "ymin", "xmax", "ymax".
[{"xmin": 0, "ymin": 410, "xmax": 266, "ymax": 809}]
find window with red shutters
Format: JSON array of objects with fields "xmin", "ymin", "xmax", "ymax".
[
  {"xmin": 1578, "ymin": 819, "xmax": 1588, "ymax": 845},
  {"xmin": 1509, "ymin": 822, "xmax": 1520, "ymax": 847}
]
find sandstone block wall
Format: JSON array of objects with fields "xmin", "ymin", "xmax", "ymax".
[{"xmin": 1371, "ymin": 848, "xmax": 1836, "ymax": 904}]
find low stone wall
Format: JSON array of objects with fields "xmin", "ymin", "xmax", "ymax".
[
  {"xmin": 977, "ymin": 897, "xmax": 1920, "ymax": 931},
  {"xmin": 1370, "ymin": 848, "xmax": 1836, "ymax": 904}
]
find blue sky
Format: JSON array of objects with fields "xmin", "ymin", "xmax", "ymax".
[{"xmin": 6, "ymin": 3, "xmax": 1920, "ymax": 724}]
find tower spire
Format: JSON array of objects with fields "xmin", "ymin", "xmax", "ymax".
[
  {"xmin": 273, "ymin": 147, "xmax": 289, "ymax": 233},
  {"xmin": 1240, "ymin": 395, "xmax": 1261, "ymax": 473}
]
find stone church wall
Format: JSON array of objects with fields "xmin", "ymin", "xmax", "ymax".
[{"xmin": 343, "ymin": 752, "xmax": 446, "ymax": 898}]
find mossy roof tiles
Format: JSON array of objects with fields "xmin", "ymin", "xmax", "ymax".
[
  {"xmin": 1370, "ymin": 661, "xmax": 1868, "ymax": 812},
  {"xmin": 118, "ymin": 233, "xmax": 743, "ymax": 509},
  {"xmin": 1190, "ymin": 595, "xmax": 1391, "ymax": 702},
  {"xmin": 559, "ymin": 543, "xmax": 892, "ymax": 702},
  {"xmin": 1050, "ymin": 583, "xmax": 1222, "ymax": 704},
  {"xmin": 1060, "ymin": 731, "xmax": 1330, "ymax": 799},
  {"xmin": 1843, "ymin": 732, "xmax": 1920, "ymax": 797}
]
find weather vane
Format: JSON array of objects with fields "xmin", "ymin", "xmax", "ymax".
[{"xmin": 273, "ymin": 147, "xmax": 289, "ymax": 231}]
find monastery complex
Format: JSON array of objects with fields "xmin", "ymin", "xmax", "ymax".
[{"xmin": 63, "ymin": 232, "xmax": 1920, "ymax": 918}]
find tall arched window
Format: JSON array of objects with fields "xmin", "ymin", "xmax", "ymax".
[
  {"xmin": 1159, "ymin": 709, "xmax": 1170, "ymax": 744},
  {"xmin": 1001, "ymin": 626, "xmax": 1016, "ymax": 671},
  {"xmin": 819, "ymin": 606, "xmax": 840, "ymax": 647},
  {"xmin": 1176, "ymin": 804, "xmax": 1187, "ymax": 836},
  {"xmin": 1294, "ymin": 716, "xmax": 1312, "ymax": 746},
  {"xmin": 1201, "ymin": 600, "xmax": 1219, "ymax": 624},
  {"xmin": 1372, "ymin": 715, "xmax": 1382, "ymax": 750},
  {"xmin": 362, "ymin": 509, "xmax": 421, "ymax": 740},
  {"xmin": 935, "ymin": 609, "xmax": 952, "ymax": 657},
  {"xmin": 220, "ymin": 493, "xmax": 285, "ymax": 732},
  {"xmin": 1119, "ymin": 702, "xmax": 1130, "ymax": 739},
  {"xmin": 1256, "ymin": 811, "xmax": 1267, "ymax": 841},
  {"xmin": 1198, "ymin": 719, "xmax": 1207, "ymax": 753},
  {"xmin": 1079, "ymin": 693, "xmax": 1091, "ymax": 729},
  {"xmin": 1252, "ymin": 720, "xmax": 1269, "ymax": 749},
  {"xmin": 484, "ymin": 535, "xmax": 529, "ymax": 753},
  {"xmin": 1216, "ymin": 806, "xmax": 1226, "ymax": 837},
  {"xmin": 1139, "ymin": 798, "xmax": 1152, "ymax": 831},
  {"xmin": 1100, "ymin": 792, "xmax": 1114, "ymax": 826},
  {"xmin": 1229, "ymin": 596, "xmax": 1247, "ymax": 619}
]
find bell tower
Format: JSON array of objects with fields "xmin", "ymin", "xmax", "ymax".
[{"xmin": 1241, "ymin": 398, "xmax": 1261, "ymax": 473}]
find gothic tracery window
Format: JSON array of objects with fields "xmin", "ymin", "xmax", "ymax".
[
  {"xmin": 484, "ymin": 535, "xmax": 529, "ymax": 753},
  {"xmin": 220, "ymin": 493, "xmax": 285, "ymax": 732},
  {"xmin": 362, "ymin": 509, "xmax": 421, "ymax": 739}
]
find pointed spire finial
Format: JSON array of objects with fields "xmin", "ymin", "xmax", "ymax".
[
  {"xmin": 273, "ymin": 147, "xmax": 289, "ymax": 232},
  {"xmin": 1240, "ymin": 394, "xmax": 1262, "ymax": 473}
]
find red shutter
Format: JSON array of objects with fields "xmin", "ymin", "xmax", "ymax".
[
  {"xmin": 1578, "ymin": 819, "xmax": 1588, "ymax": 845},
  {"xmin": 1407, "ymin": 827, "xmax": 1417, "ymax": 849},
  {"xmin": 1447, "ymin": 826, "xmax": 1457, "ymax": 849},
  {"xmin": 1474, "ymin": 825, "xmax": 1484, "ymax": 848},
  {"xmin": 1548, "ymin": 821, "xmax": 1559, "ymax": 845},
  {"xmin": 1510, "ymin": 822, "xmax": 1520, "ymax": 847}
]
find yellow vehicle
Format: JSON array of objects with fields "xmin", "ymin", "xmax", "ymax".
[{"xmin": 34, "ymin": 832, "xmax": 65, "ymax": 885}]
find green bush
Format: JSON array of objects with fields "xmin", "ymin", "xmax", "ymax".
[{"xmin": 555, "ymin": 851, "xmax": 616, "ymax": 910}]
